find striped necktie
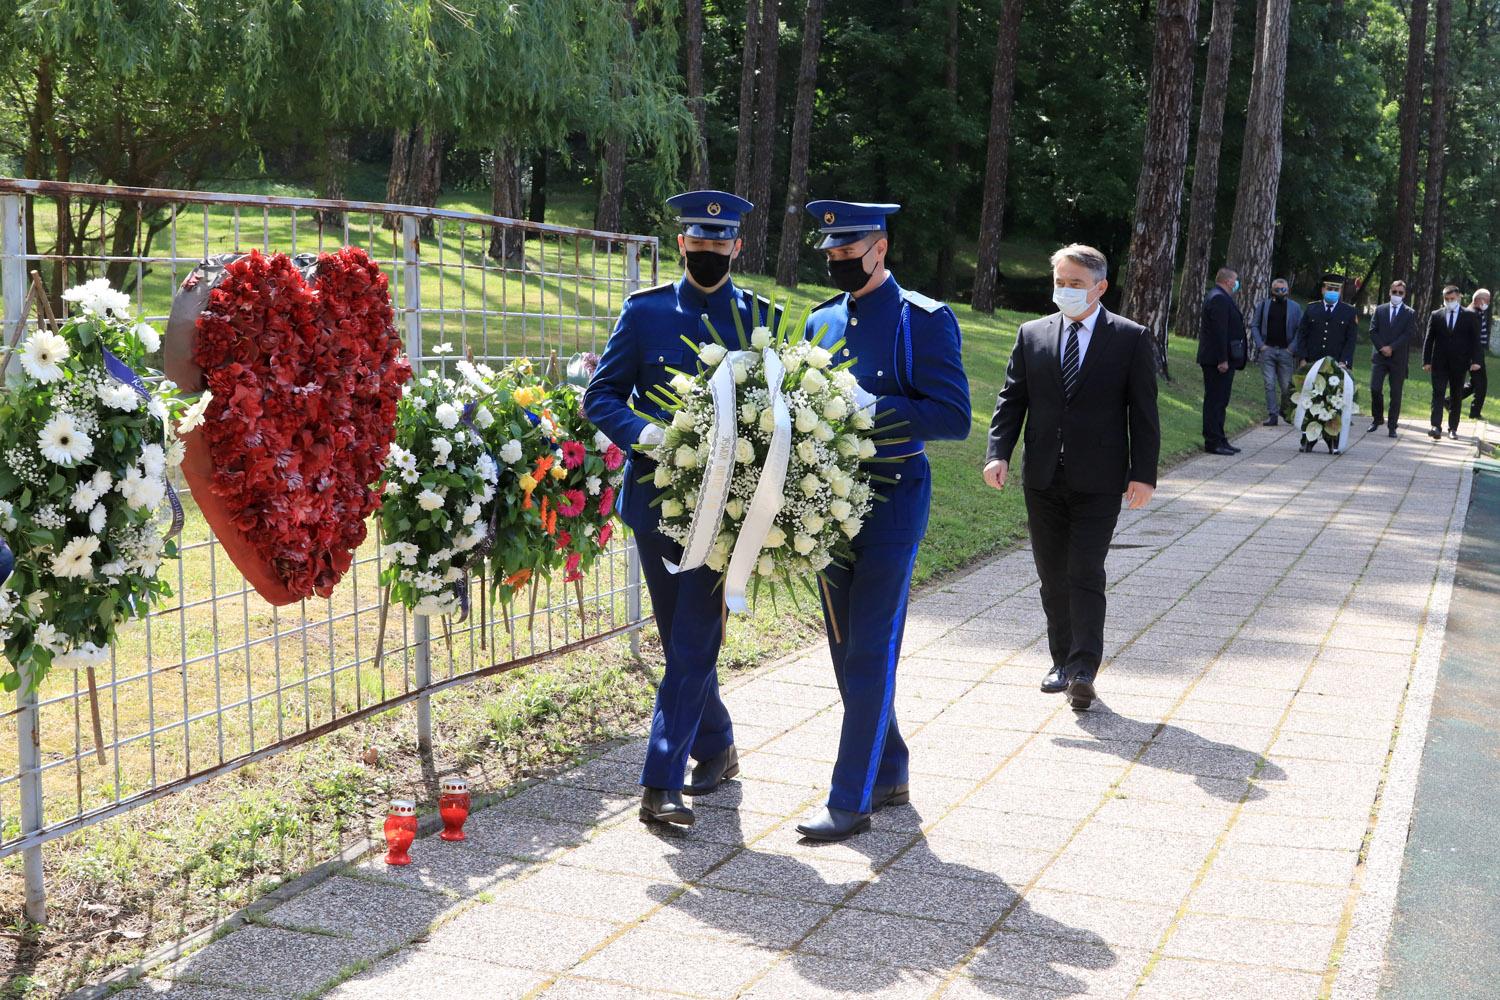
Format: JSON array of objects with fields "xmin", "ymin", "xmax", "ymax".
[{"xmin": 1062, "ymin": 321, "xmax": 1082, "ymax": 399}]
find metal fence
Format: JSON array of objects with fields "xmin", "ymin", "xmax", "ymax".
[{"xmin": 0, "ymin": 178, "xmax": 658, "ymax": 920}]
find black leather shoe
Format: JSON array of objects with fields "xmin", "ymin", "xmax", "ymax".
[
  {"xmin": 1067, "ymin": 676, "xmax": 1097, "ymax": 711},
  {"xmin": 1449, "ymin": 429, "xmax": 1460, "ymax": 440},
  {"xmin": 1226, "ymin": 444, "xmax": 1242, "ymax": 453},
  {"xmin": 1430, "ymin": 427, "xmax": 1443, "ymax": 440},
  {"xmin": 684, "ymin": 745, "xmax": 739, "ymax": 796},
  {"xmin": 796, "ymin": 806, "xmax": 872, "ymax": 841},
  {"xmin": 1368, "ymin": 420, "xmax": 1383, "ymax": 433},
  {"xmin": 870, "ymin": 783, "xmax": 910, "ymax": 811},
  {"xmin": 1388, "ymin": 428, "xmax": 1398, "ymax": 438},
  {"xmin": 1263, "ymin": 416, "xmax": 1278, "ymax": 427},
  {"xmin": 1207, "ymin": 445, "xmax": 1236, "ymax": 456},
  {"xmin": 1041, "ymin": 665, "xmax": 1069, "ymax": 694},
  {"xmin": 639, "ymin": 787, "xmax": 694, "ymax": 826}
]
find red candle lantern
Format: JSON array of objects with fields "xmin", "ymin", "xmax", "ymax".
[
  {"xmin": 384, "ymin": 799, "xmax": 418, "ymax": 865},
  {"xmin": 439, "ymin": 777, "xmax": 471, "ymax": 842}
]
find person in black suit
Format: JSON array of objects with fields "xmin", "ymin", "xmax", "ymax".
[
  {"xmin": 1292, "ymin": 273, "xmax": 1359, "ymax": 370},
  {"xmin": 1465, "ymin": 288, "xmax": 1491, "ymax": 419},
  {"xmin": 1196, "ymin": 267, "xmax": 1246, "ymax": 455},
  {"xmin": 1368, "ymin": 279, "xmax": 1416, "ymax": 438},
  {"xmin": 1422, "ymin": 284, "xmax": 1483, "ymax": 440},
  {"xmin": 983, "ymin": 244, "xmax": 1160, "ymax": 711}
]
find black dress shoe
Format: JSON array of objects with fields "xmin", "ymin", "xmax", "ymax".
[
  {"xmin": 1449, "ymin": 429, "xmax": 1460, "ymax": 440},
  {"xmin": 1263, "ymin": 416, "xmax": 1278, "ymax": 427},
  {"xmin": 1226, "ymin": 444, "xmax": 1242, "ymax": 453},
  {"xmin": 1207, "ymin": 445, "xmax": 1236, "ymax": 455},
  {"xmin": 639, "ymin": 787, "xmax": 694, "ymax": 826},
  {"xmin": 1066, "ymin": 676, "xmax": 1097, "ymax": 711},
  {"xmin": 796, "ymin": 806, "xmax": 872, "ymax": 841},
  {"xmin": 1368, "ymin": 420, "xmax": 1383, "ymax": 433},
  {"xmin": 1041, "ymin": 665, "xmax": 1068, "ymax": 694},
  {"xmin": 684, "ymin": 745, "xmax": 739, "ymax": 796},
  {"xmin": 1430, "ymin": 427, "xmax": 1443, "ymax": 440},
  {"xmin": 870, "ymin": 783, "xmax": 910, "ymax": 810},
  {"xmin": 1388, "ymin": 428, "xmax": 1398, "ymax": 438}
]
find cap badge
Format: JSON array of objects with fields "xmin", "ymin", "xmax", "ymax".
[
  {"xmin": 823, "ymin": 211, "xmax": 836, "ymax": 225},
  {"xmin": 706, "ymin": 201, "xmax": 722, "ymax": 216}
]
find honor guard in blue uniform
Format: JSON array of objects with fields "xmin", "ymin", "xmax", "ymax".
[
  {"xmin": 584, "ymin": 190, "xmax": 769, "ymax": 827},
  {"xmin": 796, "ymin": 200, "xmax": 971, "ymax": 841}
]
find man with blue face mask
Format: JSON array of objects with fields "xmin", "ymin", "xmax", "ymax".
[{"xmin": 1291, "ymin": 273, "xmax": 1359, "ymax": 371}]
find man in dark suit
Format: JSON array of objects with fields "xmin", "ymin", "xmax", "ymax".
[
  {"xmin": 1197, "ymin": 267, "xmax": 1246, "ymax": 455},
  {"xmin": 983, "ymin": 244, "xmax": 1160, "ymax": 711},
  {"xmin": 1368, "ymin": 279, "xmax": 1416, "ymax": 438},
  {"xmin": 1465, "ymin": 288, "xmax": 1491, "ymax": 419},
  {"xmin": 1423, "ymin": 284, "xmax": 1484, "ymax": 440},
  {"xmin": 1292, "ymin": 273, "xmax": 1359, "ymax": 370}
]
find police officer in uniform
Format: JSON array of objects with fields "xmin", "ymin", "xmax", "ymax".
[
  {"xmin": 795, "ymin": 201, "xmax": 971, "ymax": 841},
  {"xmin": 1291, "ymin": 273, "xmax": 1359, "ymax": 452},
  {"xmin": 584, "ymin": 190, "xmax": 767, "ymax": 827}
]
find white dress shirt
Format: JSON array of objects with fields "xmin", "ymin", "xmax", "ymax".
[{"xmin": 1063, "ymin": 304, "xmax": 1102, "ymax": 366}]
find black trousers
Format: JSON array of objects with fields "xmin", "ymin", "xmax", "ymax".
[
  {"xmin": 1201, "ymin": 364, "xmax": 1234, "ymax": 449},
  {"xmin": 1369, "ymin": 355, "xmax": 1406, "ymax": 428},
  {"xmin": 1025, "ymin": 473, "xmax": 1121, "ymax": 681},
  {"xmin": 1466, "ymin": 358, "xmax": 1487, "ymax": 417},
  {"xmin": 1431, "ymin": 361, "xmax": 1469, "ymax": 432}
]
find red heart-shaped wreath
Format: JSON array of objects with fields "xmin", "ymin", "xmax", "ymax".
[{"xmin": 174, "ymin": 248, "xmax": 411, "ymax": 605}]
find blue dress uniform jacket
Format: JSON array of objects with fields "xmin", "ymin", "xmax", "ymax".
[
  {"xmin": 1292, "ymin": 301, "xmax": 1359, "ymax": 367},
  {"xmin": 584, "ymin": 275, "xmax": 768, "ymax": 790},
  {"xmin": 805, "ymin": 273, "xmax": 970, "ymax": 813}
]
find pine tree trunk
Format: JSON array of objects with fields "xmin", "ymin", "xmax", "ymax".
[
  {"xmin": 1391, "ymin": 0, "xmax": 1429, "ymax": 287},
  {"xmin": 685, "ymin": 0, "xmax": 711, "ymax": 188},
  {"xmin": 1226, "ymin": 0, "xmax": 1292, "ymax": 315},
  {"xmin": 1414, "ymin": 0, "xmax": 1452, "ymax": 319},
  {"xmin": 971, "ymin": 0, "xmax": 1024, "ymax": 314},
  {"xmin": 732, "ymin": 0, "xmax": 761, "ymax": 199},
  {"xmin": 1172, "ymin": 0, "xmax": 1237, "ymax": 340},
  {"xmin": 741, "ymin": 0, "xmax": 781, "ymax": 273},
  {"xmin": 528, "ymin": 150, "xmax": 548, "ymax": 223},
  {"xmin": 1121, "ymin": 0, "xmax": 1200, "ymax": 341},
  {"xmin": 387, "ymin": 127, "xmax": 443, "ymax": 236},
  {"xmin": 488, "ymin": 142, "xmax": 525, "ymax": 264},
  {"xmin": 317, "ymin": 129, "xmax": 350, "ymax": 231},
  {"xmin": 596, "ymin": 135, "xmax": 627, "ymax": 233},
  {"xmin": 774, "ymin": 0, "xmax": 826, "ymax": 288},
  {"xmin": 934, "ymin": 0, "xmax": 961, "ymax": 301}
]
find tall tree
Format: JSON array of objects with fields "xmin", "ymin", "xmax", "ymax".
[
  {"xmin": 685, "ymin": 0, "xmax": 710, "ymax": 188},
  {"xmin": 528, "ymin": 150, "xmax": 549, "ymax": 223},
  {"xmin": 1226, "ymin": 0, "xmax": 1292, "ymax": 313},
  {"xmin": 774, "ymin": 0, "xmax": 827, "ymax": 287},
  {"xmin": 741, "ymin": 0, "xmax": 781, "ymax": 272},
  {"xmin": 732, "ymin": 0, "xmax": 762, "ymax": 199},
  {"xmin": 387, "ymin": 127, "xmax": 444, "ymax": 236},
  {"xmin": 488, "ymin": 143, "xmax": 525, "ymax": 263},
  {"xmin": 1391, "ymin": 0, "xmax": 1430, "ymax": 287},
  {"xmin": 1172, "ymin": 0, "xmax": 1237, "ymax": 339},
  {"xmin": 1414, "ymin": 0, "xmax": 1453, "ymax": 317},
  {"xmin": 595, "ymin": 7, "xmax": 639, "ymax": 232},
  {"xmin": 1121, "ymin": 0, "xmax": 1200, "ymax": 341},
  {"xmin": 934, "ymin": 0, "xmax": 963, "ymax": 300},
  {"xmin": 970, "ymin": 0, "xmax": 1025, "ymax": 314}
]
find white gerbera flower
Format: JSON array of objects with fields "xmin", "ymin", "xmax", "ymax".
[
  {"xmin": 20, "ymin": 330, "xmax": 70, "ymax": 384},
  {"xmin": 435, "ymin": 403, "xmax": 461, "ymax": 430},
  {"xmin": 178, "ymin": 392, "xmax": 213, "ymax": 434},
  {"xmin": 38, "ymin": 413, "xmax": 94, "ymax": 466},
  {"xmin": 62, "ymin": 277, "xmax": 132, "ymax": 318},
  {"xmin": 51, "ymin": 535, "xmax": 100, "ymax": 579}
]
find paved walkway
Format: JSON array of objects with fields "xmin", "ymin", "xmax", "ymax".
[{"xmin": 112, "ymin": 421, "xmax": 1475, "ymax": 1000}]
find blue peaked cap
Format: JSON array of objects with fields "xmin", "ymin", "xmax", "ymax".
[
  {"xmin": 805, "ymin": 200, "xmax": 901, "ymax": 249},
  {"xmin": 666, "ymin": 190, "xmax": 753, "ymax": 240}
]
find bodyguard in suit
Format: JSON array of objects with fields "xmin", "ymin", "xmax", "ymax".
[
  {"xmin": 1465, "ymin": 288, "xmax": 1491, "ymax": 418},
  {"xmin": 585, "ymin": 190, "xmax": 767, "ymax": 827},
  {"xmin": 1292, "ymin": 274, "xmax": 1359, "ymax": 369},
  {"xmin": 984, "ymin": 244, "xmax": 1160, "ymax": 712},
  {"xmin": 1197, "ymin": 267, "xmax": 1246, "ymax": 455},
  {"xmin": 1422, "ymin": 284, "xmax": 1483, "ymax": 440},
  {"xmin": 1367, "ymin": 279, "xmax": 1416, "ymax": 438},
  {"xmin": 796, "ymin": 200, "xmax": 971, "ymax": 841},
  {"xmin": 1249, "ymin": 277, "xmax": 1302, "ymax": 425}
]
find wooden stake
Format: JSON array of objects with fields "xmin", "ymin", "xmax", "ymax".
[
  {"xmin": 372, "ymin": 583, "xmax": 393, "ymax": 669},
  {"xmin": 84, "ymin": 666, "xmax": 106, "ymax": 765},
  {"xmin": 819, "ymin": 575, "xmax": 843, "ymax": 646},
  {"xmin": 573, "ymin": 577, "xmax": 586, "ymax": 619}
]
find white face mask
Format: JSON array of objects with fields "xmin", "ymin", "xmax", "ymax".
[
  {"xmin": 1053, "ymin": 282, "xmax": 1099, "ymax": 318},
  {"xmin": 1390, "ymin": 294, "xmax": 1404, "ymax": 307},
  {"xmin": 1446, "ymin": 299, "xmax": 1461, "ymax": 312}
]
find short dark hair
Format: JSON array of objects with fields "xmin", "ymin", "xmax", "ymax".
[
  {"xmin": 1443, "ymin": 284, "xmax": 1461, "ymax": 295},
  {"xmin": 1390, "ymin": 279, "xmax": 1407, "ymax": 291}
]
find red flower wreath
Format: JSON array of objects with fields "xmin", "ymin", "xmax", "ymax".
[{"xmin": 191, "ymin": 248, "xmax": 410, "ymax": 602}]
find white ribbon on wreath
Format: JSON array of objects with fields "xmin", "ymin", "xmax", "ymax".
[
  {"xmin": 724, "ymin": 347, "xmax": 792, "ymax": 613},
  {"xmin": 1292, "ymin": 356, "xmax": 1357, "ymax": 452},
  {"xmin": 664, "ymin": 354, "xmax": 742, "ymax": 574}
]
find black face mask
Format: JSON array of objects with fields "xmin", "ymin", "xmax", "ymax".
[
  {"xmin": 684, "ymin": 250, "xmax": 731, "ymax": 288},
  {"xmin": 827, "ymin": 246, "xmax": 877, "ymax": 293}
]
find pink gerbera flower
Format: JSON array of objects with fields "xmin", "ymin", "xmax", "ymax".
[
  {"xmin": 603, "ymin": 443, "xmax": 625, "ymax": 471},
  {"xmin": 562, "ymin": 440, "xmax": 587, "ymax": 469},
  {"xmin": 598, "ymin": 486, "xmax": 616, "ymax": 518},
  {"xmin": 563, "ymin": 550, "xmax": 583, "ymax": 583},
  {"xmin": 598, "ymin": 522, "xmax": 613, "ymax": 548},
  {"xmin": 558, "ymin": 489, "xmax": 587, "ymax": 517}
]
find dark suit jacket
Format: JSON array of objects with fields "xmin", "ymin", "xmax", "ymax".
[
  {"xmin": 1292, "ymin": 301, "xmax": 1358, "ymax": 366},
  {"xmin": 1422, "ymin": 307, "xmax": 1482, "ymax": 369},
  {"xmin": 1196, "ymin": 285, "xmax": 1246, "ymax": 368},
  {"xmin": 986, "ymin": 308, "xmax": 1161, "ymax": 494},
  {"xmin": 1369, "ymin": 303, "xmax": 1416, "ymax": 372}
]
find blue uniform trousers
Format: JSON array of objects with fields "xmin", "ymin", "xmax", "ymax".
[{"xmin": 633, "ymin": 517, "xmax": 735, "ymax": 790}]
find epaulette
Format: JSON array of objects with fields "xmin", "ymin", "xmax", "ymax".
[
  {"xmin": 626, "ymin": 281, "xmax": 673, "ymax": 299},
  {"xmin": 901, "ymin": 288, "xmax": 945, "ymax": 313}
]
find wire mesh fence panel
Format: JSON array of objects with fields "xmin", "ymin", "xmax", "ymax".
[{"xmin": 0, "ymin": 180, "xmax": 657, "ymax": 891}]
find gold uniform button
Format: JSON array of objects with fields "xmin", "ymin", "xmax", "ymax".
[{"xmin": 850, "ymin": 317, "xmax": 858, "ymax": 326}]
